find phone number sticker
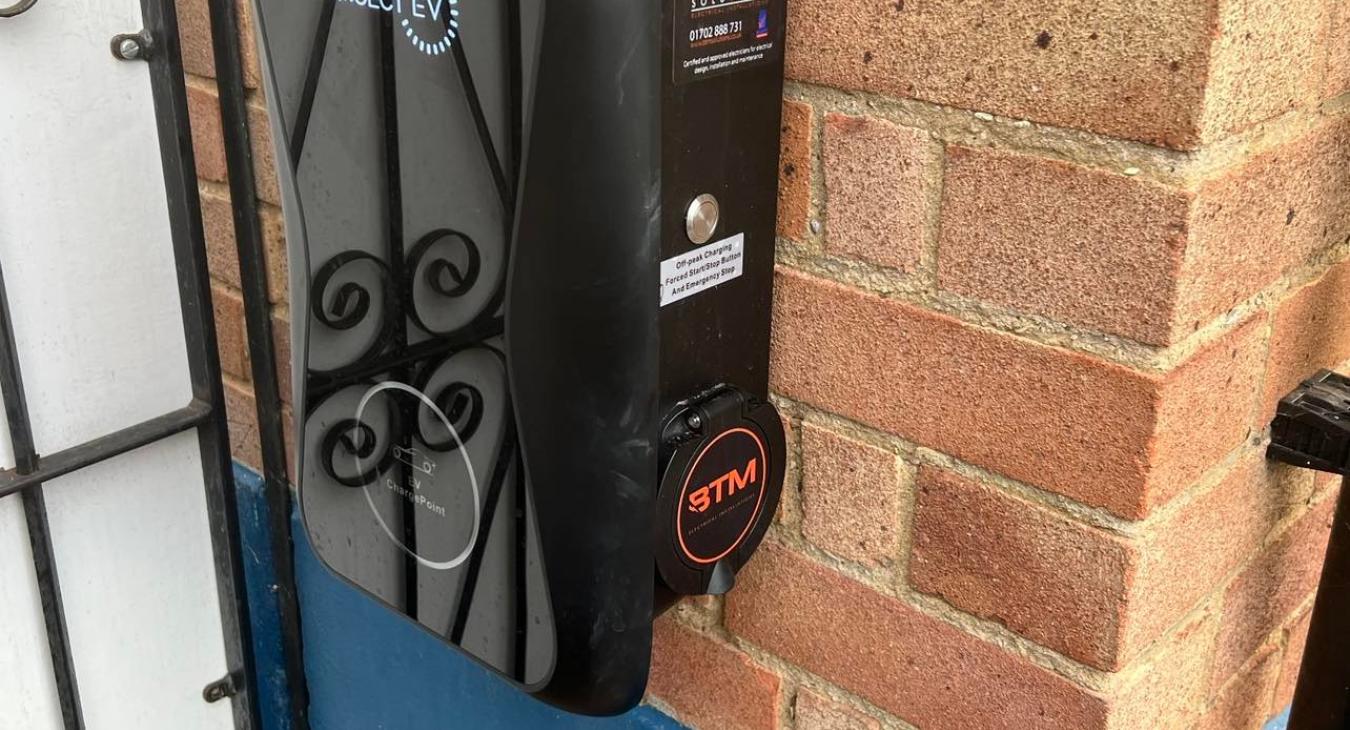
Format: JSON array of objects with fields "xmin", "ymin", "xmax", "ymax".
[{"xmin": 673, "ymin": 0, "xmax": 785, "ymax": 85}]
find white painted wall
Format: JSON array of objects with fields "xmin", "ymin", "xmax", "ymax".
[{"xmin": 0, "ymin": 0, "xmax": 237, "ymax": 726}]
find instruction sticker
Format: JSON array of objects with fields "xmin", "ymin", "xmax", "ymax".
[
  {"xmin": 673, "ymin": 0, "xmax": 785, "ymax": 85},
  {"xmin": 660, "ymin": 234, "xmax": 745, "ymax": 307}
]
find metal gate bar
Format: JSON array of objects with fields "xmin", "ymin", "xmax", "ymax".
[
  {"xmin": 0, "ymin": 404, "xmax": 211, "ymax": 498},
  {"xmin": 146, "ymin": 0, "xmax": 262, "ymax": 723},
  {"xmin": 205, "ymin": 0, "xmax": 312, "ymax": 726},
  {"xmin": 0, "ymin": 264, "xmax": 85, "ymax": 728},
  {"xmin": 0, "ymin": 0, "xmax": 261, "ymax": 726}
]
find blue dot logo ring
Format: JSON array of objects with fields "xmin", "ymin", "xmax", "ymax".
[
  {"xmin": 402, "ymin": 0, "xmax": 460, "ymax": 57},
  {"xmin": 339, "ymin": 0, "xmax": 461, "ymax": 57}
]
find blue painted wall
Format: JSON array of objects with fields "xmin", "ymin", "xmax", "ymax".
[
  {"xmin": 235, "ymin": 464, "xmax": 1305, "ymax": 729},
  {"xmin": 234, "ymin": 464, "xmax": 301, "ymax": 730},
  {"xmin": 233, "ymin": 465, "xmax": 683, "ymax": 730}
]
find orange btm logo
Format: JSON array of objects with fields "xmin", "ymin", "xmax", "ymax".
[{"xmin": 687, "ymin": 458, "xmax": 758, "ymax": 513}]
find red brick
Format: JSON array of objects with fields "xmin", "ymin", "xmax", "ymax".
[
  {"xmin": 1149, "ymin": 313, "xmax": 1267, "ymax": 510},
  {"xmin": 1264, "ymin": 260, "xmax": 1350, "ymax": 418},
  {"xmin": 273, "ymin": 310, "xmax": 293, "ymax": 405},
  {"xmin": 785, "ymin": 1, "xmax": 1215, "ymax": 148},
  {"xmin": 800, "ymin": 422, "xmax": 906, "ymax": 566},
  {"xmin": 1179, "ymin": 117, "xmax": 1350, "ymax": 335},
  {"xmin": 725, "ymin": 542, "xmax": 1109, "ymax": 730},
  {"xmin": 1200, "ymin": 0, "xmax": 1327, "ymax": 141},
  {"xmin": 201, "ymin": 186, "xmax": 242, "ymax": 289},
  {"xmin": 1199, "ymin": 647, "xmax": 1282, "ymax": 730},
  {"xmin": 937, "ymin": 146, "xmax": 1190, "ymax": 345},
  {"xmin": 1329, "ymin": 1, "xmax": 1350, "ymax": 97},
  {"xmin": 259, "ymin": 204, "xmax": 290, "ymax": 304},
  {"xmin": 187, "ymin": 82, "xmax": 228, "ymax": 184},
  {"xmin": 198, "ymin": 197, "xmax": 287, "ymax": 305},
  {"xmin": 822, "ymin": 115, "xmax": 933, "ymax": 272},
  {"xmin": 941, "ymin": 119, "xmax": 1350, "ymax": 344},
  {"xmin": 1315, "ymin": 472, "xmax": 1342, "ymax": 498},
  {"xmin": 1108, "ymin": 612, "xmax": 1215, "ymax": 730},
  {"xmin": 248, "ymin": 101, "xmax": 281, "ymax": 206},
  {"xmin": 175, "ymin": 0, "xmax": 260, "ymax": 86},
  {"xmin": 909, "ymin": 466, "xmax": 1132, "ymax": 670},
  {"xmin": 176, "ymin": 0, "xmax": 215, "ymax": 80},
  {"xmin": 1273, "ymin": 606, "xmax": 1313, "ymax": 713},
  {"xmin": 778, "ymin": 100, "xmax": 813, "ymax": 240},
  {"xmin": 1212, "ymin": 493, "xmax": 1338, "ymax": 689},
  {"xmin": 211, "ymin": 284, "xmax": 249, "ymax": 382},
  {"xmin": 909, "ymin": 454, "xmax": 1308, "ymax": 674},
  {"xmin": 1127, "ymin": 457, "xmax": 1305, "ymax": 666},
  {"xmin": 794, "ymin": 689, "xmax": 881, "ymax": 730},
  {"xmin": 648, "ymin": 617, "xmax": 782, "ymax": 730},
  {"xmin": 224, "ymin": 379, "xmax": 261, "ymax": 469},
  {"xmin": 774, "ymin": 409, "xmax": 800, "ymax": 527},
  {"xmin": 770, "ymin": 269, "xmax": 1262, "ymax": 518},
  {"xmin": 237, "ymin": 0, "xmax": 264, "ymax": 89}
]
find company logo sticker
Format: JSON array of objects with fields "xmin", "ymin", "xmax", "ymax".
[
  {"xmin": 676, "ymin": 427, "xmax": 769, "ymax": 565},
  {"xmin": 686, "ymin": 458, "xmax": 756, "ymax": 514}
]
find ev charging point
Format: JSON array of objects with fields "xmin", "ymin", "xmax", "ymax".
[
  {"xmin": 656, "ymin": 387, "xmax": 784, "ymax": 600},
  {"xmin": 248, "ymin": 0, "xmax": 788, "ymax": 715}
]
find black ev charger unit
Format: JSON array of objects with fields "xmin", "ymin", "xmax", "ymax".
[
  {"xmin": 249, "ymin": 0, "xmax": 788, "ymax": 715},
  {"xmin": 1267, "ymin": 370, "xmax": 1350, "ymax": 729}
]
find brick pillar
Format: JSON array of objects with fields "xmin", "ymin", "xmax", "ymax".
[
  {"xmin": 177, "ymin": 0, "xmax": 294, "ymax": 477},
  {"xmin": 648, "ymin": 2, "xmax": 1350, "ymax": 729}
]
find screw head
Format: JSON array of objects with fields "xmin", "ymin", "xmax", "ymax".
[
  {"xmin": 118, "ymin": 38, "xmax": 140, "ymax": 58},
  {"xmin": 685, "ymin": 412, "xmax": 703, "ymax": 431}
]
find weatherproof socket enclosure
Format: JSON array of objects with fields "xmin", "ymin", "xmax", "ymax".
[{"xmin": 249, "ymin": 0, "xmax": 788, "ymax": 715}]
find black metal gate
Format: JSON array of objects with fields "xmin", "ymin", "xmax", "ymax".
[{"xmin": 0, "ymin": 0, "xmax": 258, "ymax": 726}]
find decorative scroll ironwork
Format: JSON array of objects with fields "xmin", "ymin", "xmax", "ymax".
[
  {"xmin": 319, "ymin": 415, "xmax": 389, "ymax": 488},
  {"xmin": 0, "ymin": 0, "xmax": 37, "ymax": 18},
  {"xmin": 406, "ymin": 229, "xmax": 483, "ymax": 336},
  {"xmin": 418, "ymin": 381, "xmax": 483, "ymax": 451},
  {"xmin": 281, "ymin": 0, "xmax": 534, "ymax": 683},
  {"xmin": 311, "ymin": 350, "xmax": 496, "ymax": 492}
]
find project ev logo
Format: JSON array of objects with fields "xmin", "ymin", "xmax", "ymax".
[{"xmin": 341, "ymin": 0, "xmax": 461, "ymax": 57}]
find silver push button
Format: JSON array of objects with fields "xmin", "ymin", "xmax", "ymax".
[{"xmin": 685, "ymin": 194, "xmax": 720, "ymax": 245}]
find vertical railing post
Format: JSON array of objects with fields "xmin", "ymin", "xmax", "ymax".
[{"xmin": 204, "ymin": 0, "xmax": 311, "ymax": 726}]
